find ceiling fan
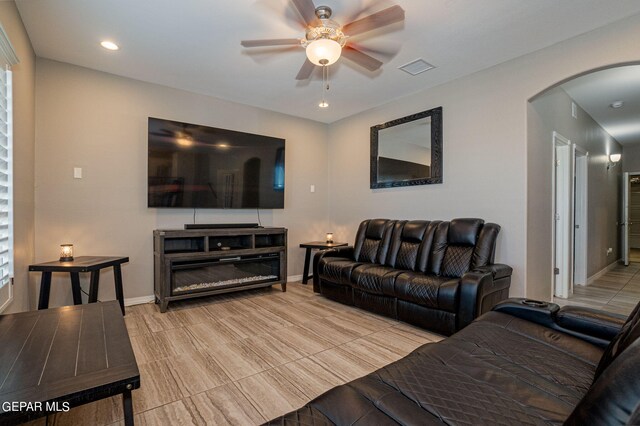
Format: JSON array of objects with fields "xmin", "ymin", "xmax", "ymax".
[{"xmin": 241, "ymin": 0, "xmax": 405, "ymax": 81}]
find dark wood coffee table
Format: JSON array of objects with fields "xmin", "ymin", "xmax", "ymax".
[
  {"xmin": 29, "ymin": 256, "xmax": 129, "ymax": 315},
  {"xmin": 299, "ymin": 241, "xmax": 348, "ymax": 284},
  {"xmin": 0, "ymin": 301, "xmax": 140, "ymax": 425}
]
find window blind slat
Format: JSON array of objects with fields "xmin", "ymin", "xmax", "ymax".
[{"xmin": 0, "ymin": 68, "xmax": 12, "ymax": 289}]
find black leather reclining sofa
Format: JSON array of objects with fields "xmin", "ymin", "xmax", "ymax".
[
  {"xmin": 267, "ymin": 298, "xmax": 640, "ymax": 425},
  {"xmin": 313, "ymin": 218, "xmax": 512, "ymax": 334}
]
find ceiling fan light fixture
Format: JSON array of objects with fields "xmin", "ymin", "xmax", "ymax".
[
  {"xmin": 318, "ymin": 101, "xmax": 329, "ymax": 108},
  {"xmin": 306, "ymin": 39, "xmax": 342, "ymax": 66}
]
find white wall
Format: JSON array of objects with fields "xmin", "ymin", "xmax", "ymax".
[
  {"xmin": 35, "ymin": 59, "xmax": 328, "ymax": 308},
  {"xmin": 327, "ymin": 13, "xmax": 640, "ymax": 299},
  {"xmin": 0, "ymin": 2, "xmax": 36, "ymax": 313},
  {"xmin": 529, "ymin": 88, "xmax": 622, "ymax": 283}
]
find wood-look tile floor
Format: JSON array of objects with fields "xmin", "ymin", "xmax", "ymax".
[
  {"xmin": 554, "ymin": 263, "xmax": 640, "ymax": 316},
  {"xmin": 28, "ymin": 282, "xmax": 441, "ymax": 426}
]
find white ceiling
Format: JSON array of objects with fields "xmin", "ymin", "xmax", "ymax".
[
  {"xmin": 563, "ymin": 65, "xmax": 640, "ymax": 145},
  {"xmin": 15, "ymin": 0, "xmax": 640, "ymax": 123}
]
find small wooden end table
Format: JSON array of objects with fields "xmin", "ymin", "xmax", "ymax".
[
  {"xmin": 0, "ymin": 301, "xmax": 140, "ymax": 425},
  {"xmin": 299, "ymin": 241, "xmax": 348, "ymax": 284},
  {"xmin": 29, "ymin": 256, "xmax": 129, "ymax": 315}
]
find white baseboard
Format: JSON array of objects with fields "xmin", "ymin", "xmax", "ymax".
[
  {"xmin": 586, "ymin": 259, "xmax": 622, "ymax": 285},
  {"xmin": 124, "ymin": 295, "xmax": 155, "ymax": 306},
  {"xmin": 287, "ymin": 274, "xmax": 303, "ymax": 283}
]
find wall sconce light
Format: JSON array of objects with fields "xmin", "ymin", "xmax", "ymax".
[
  {"xmin": 59, "ymin": 244, "xmax": 74, "ymax": 262},
  {"xmin": 608, "ymin": 153, "xmax": 621, "ymax": 170},
  {"xmin": 326, "ymin": 233, "xmax": 334, "ymax": 244}
]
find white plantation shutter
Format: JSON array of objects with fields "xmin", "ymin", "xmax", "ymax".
[
  {"xmin": 0, "ymin": 23, "xmax": 17, "ymax": 312},
  {"xmin": 0, "ymin": 67, "xmax": 12, "ymax": 287}
]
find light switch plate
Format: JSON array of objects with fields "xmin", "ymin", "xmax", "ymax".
[
  {"xmin": 310, "ymin": 185, "xmax": 315, "ymax": 193},
  {"xmin": 73, "ymin": 167, "xmax": 82, "ymax": 179}
]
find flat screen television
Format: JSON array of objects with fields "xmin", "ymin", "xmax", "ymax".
[{"xmin": 148, "ymin": 117, "xmax": 285, "ymax": 209}]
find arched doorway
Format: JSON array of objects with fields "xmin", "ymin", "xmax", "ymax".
[{"xmin": 527, "ymin": 64, "xmax": 640, "ymax": 316}]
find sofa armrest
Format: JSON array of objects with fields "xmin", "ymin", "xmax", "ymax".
[
  {"xmin": 492, "ymin": 298, "xmax": 625, "ymax": 347},
  {"xmin": 473, "ymin": 264, "xmax": 512, "ymax": 280},
  {"xmin": 556, "ymin": 306, "xmax": 625, "ymax": 342},
  {"xmin": 458, "ymin": 265, "xmax": 512, "ymax": 330},
  {"xmin": 492, "ymin": 298, "xmax": 560, "ymax": 328},
  {"xmin": 312, "ymin": 246, "xmax": 355, "ymax": 291}
]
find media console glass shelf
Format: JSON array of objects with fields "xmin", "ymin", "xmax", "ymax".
[{"xmin": 153, "ymin": 227, "xmax": 287, "ymax": 312}]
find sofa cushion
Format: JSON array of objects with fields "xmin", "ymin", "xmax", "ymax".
[
  {"xmin": 428, "ymin": 219, "xmax": 484, "ymax": 277},
  {"xmin": 394, "ymin": 272, "xmax": 459, "ymax": 312},
  {"xmin": 351, "ymin": 264, "xmax": 399, "ymax": 296},
  {"xmin": 441, "ymin": 245, "xmax": 474, "ymax": 277},
  {"xmin": 353, "ymin": 219, "xmax": 395, "ymax": 264},
  {"xmin": 385, "ymin": 220, "xmax": 435, "ymax": 272},
  {"xmin": 317, "ymin": 257, "xmax": 361, "ymax": 285}
]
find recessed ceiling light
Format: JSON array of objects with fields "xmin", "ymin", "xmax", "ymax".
[
  {"xmin": 610, "ymin": 100, "xmax": 624, "ymax": 109},
  {"xmin": 100, "ymin": 40, "xmax": 119, "ymax": 51},
  {"xmin": 318, "ymin": 101, "xmax": 329, "ymax": 108}
]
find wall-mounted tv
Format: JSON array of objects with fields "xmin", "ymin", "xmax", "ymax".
[{"xmin": 148, "ymin": 117, "xmax": 285, "ymax": 209}]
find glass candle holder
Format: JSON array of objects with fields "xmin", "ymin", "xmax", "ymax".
[
  {"xmin": 59, "ymin": 244, "xmax": 74, "ymax": 262},
  {"xmin": 326, "ymin": 233, "xmax": 334, "ymax": 244}
]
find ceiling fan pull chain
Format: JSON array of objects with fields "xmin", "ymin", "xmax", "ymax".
[{"xmin": 326, "ymin": 65, "xmax": 330, "ymax": 91}]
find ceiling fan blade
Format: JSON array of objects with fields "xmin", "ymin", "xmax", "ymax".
[
  {"xmin": 291, "ymin": 0, "xmax": 317, "ymax": 25},
  {"xmin": 241, "ymin": 38, "xmax": 301, "ymax": 47},
  {"xmin": 342, "ymin": 5, "xmax": 405, "ymax": 36},
  {"xmin": 348, "ymin": 41, "xmax": 400, "ymax": 62},
  {"xmin": 342, "ymin": 46, "xmax": 383, "ymax": 71},
  {"xmin": 343, "ymin": 0, "xmax": 389, "ymax": 23},
  {"xmin": 295, "ymin": 58, "xmax": 315, "ymax": 80}
]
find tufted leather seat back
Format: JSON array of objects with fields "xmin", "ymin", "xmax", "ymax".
[
  {"xmin": 384, "ymin": 220, "xmax": 439, "ymax": 272},
  {"xmin": 353, "ymin": 219, "xmax": 395, "ymax": 264},
  {"xmin": 595, "ymin": 301, "xmax": 640, "ymax": 379},
  {"xmin": 428, "ymin": 219, "xmax": 485, "ymax": 277},
  {"xmin": 565, "ymin": 300, "xmax": 640, "ymax": 425}
]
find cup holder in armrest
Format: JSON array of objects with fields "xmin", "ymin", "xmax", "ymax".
[{"xmin": 521, "ymin": 299, "xmax": 549, "ymax": 308}]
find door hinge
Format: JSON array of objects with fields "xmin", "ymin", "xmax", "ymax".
[{"xmin": 554, "ymin": 268, "xmax": 560, "ymax": 275}]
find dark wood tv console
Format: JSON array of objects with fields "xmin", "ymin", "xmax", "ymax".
[{"xmin": 153, "ymin": 227, "xmax": 287, "ymax": 312}]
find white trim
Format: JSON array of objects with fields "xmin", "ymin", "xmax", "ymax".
[
  {"xmin": 573, "ymin": 146, "xmax": 588, "ymax": 286},
  {"xmin": 124, "ymin": 295, "xmax": 155, "ymax": 307},
  {"xmin": 552, "ymin": 131, "xmax": 572, "ymax": 299},
  {"xmin": 0, "ymin": 278, "xmax": 12, "ymax": 313},
  {"xmin": 0, "ymin": 25, "xmax": 18, "ymax": 66},
  {"xmin": 287, "ymin": 274, "xmax": 303, "ymax": 283},
  {"xmin": 586, "ymin": 259, "xmax": 622, "ymax": 285}
]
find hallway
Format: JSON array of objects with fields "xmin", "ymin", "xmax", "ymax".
[{"xmin": 554, "ymin": 263, "xmax": 640, "ymax": 316}]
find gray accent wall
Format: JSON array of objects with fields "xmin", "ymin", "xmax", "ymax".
[
  {"xmin": 34, "ymin": 59, "xmax": 329, "ymax": 308},
  {"xmin": 529, "ymin": 88, "xmax": 622, "ymax": 288},
  {"xmin": 328, "ymin": 13, "xmax": 640, "ymax": 300},
  {"xmin": 623, "ymin": 143, "xmax": 640, "ymax": 172}
]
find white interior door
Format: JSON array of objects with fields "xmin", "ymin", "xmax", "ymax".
[
  {"xmin": 623, "ymin": 172, "xmax": 630, "ymax": 266},
  {"xmin": 553, "ymin": 133, "xmax": 572, "ymax": 298},
  {"xmin": 573, "ymin": 148, "xmax": 588, "ymax": 286}
]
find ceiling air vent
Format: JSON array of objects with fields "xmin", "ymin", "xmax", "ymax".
[{"xmin": 398, "ymin": 59, "xmax": 435, "ymax": 76}]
